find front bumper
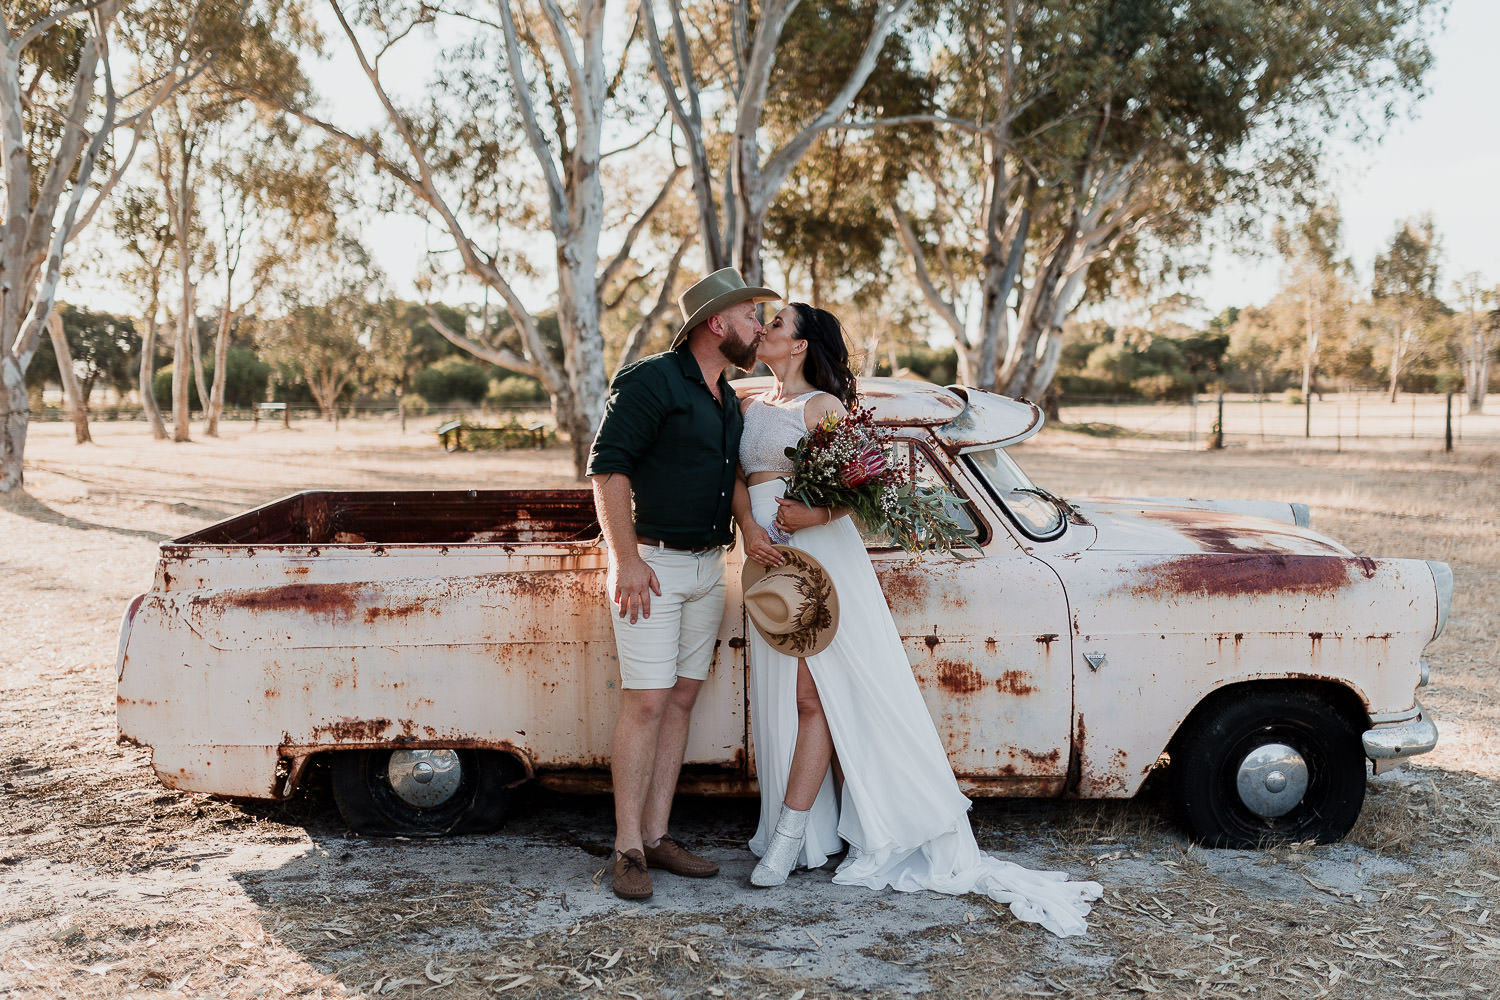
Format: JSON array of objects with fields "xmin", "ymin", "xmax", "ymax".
[{"xmin": 1362, "ymin": 700, "xmax": 1438, "ymax": 768}]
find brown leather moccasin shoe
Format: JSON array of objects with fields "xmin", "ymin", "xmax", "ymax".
[
  {"xmin": 612, "ymin": 849, "xmax": 653, "ymax": 900},
  {"xmin": 643, "ymin": 834, "xmax": 719, "ymax": 878}
]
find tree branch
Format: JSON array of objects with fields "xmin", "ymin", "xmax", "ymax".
[
  {"xmin": 424, "ymin": 303, "xmax": 540, "ymax": 377},
  {"xmin": 599, "ymin": 163, "xmax": 682, "ymax": 290}
]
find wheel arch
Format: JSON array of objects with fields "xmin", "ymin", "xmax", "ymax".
[
  {"xmin": 277, "ymin": 742, "xmax": 536, "ymax": 799},
  {"xmin": 1167, "ymin": 677, "xmax": 1369, "ymax": 758}
]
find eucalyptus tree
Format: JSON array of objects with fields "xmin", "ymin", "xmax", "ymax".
[
  {"xmin": 0, "ymin": 2, "xmax": 211, "ymax": 491},
  {"xmin": 257, "ymin": 235, "xmax": 387, "ymax": 420},
  {"xmin": 1273, "ymin": 202, "xmax": 1354, "ymax": 402},
  {"xmin": 247, "ymin": 1, "xmax": 687, "ymax": 476},
  {"xmin": 887, "ymin": 0, "xmax": 1438, "ymax": 396},
  {"xmin": 198, "ymin": 114, "xmax": 339, "ymax": 434},
  {"xmin": 127, "ymin": 0, "xmax": 318, "ymax": 440},
  {"xmin": 112, "ymin": 184, "xmax": 173, "ymax": 438},
  {"xmin": 641, "ymin": 0, "xmax": 917, "ymax": 287},
  {"xmin": 1372, "ymin": 215, "xmax": 1441, "ymax": 402},
  {"xmin": 1452, "ymin": 273, "xmax": 1495, "ymax": 413}
]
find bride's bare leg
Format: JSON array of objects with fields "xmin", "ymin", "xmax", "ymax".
[
  {"xmin": 784, "ymin": 658, "xmax": 834, "ymax": 810},
  {"xmin": 751, "ymin": 658, "xmax": 831, "ymax": 887}
]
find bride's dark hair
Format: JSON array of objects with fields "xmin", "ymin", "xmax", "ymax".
[{"xmin": 789, "ymin": 303, "xmax": 858, "ymax": 410}]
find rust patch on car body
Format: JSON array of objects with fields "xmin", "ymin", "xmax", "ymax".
[
  {"xmin": 996, "ymin": 670, "xmax": 1037, "ymax": 695},
  {"xmin": 195, "ymin": 582, "xmax": 362, "ymax": 616},
  {"xmin": 937, "ymin": 659, "xmax": 985, "ymax": 694},
  {"xmin": 879, "ymin": 566, "xmax": 929, "ymax": 612},
  {"xmin": 309, "ymin": 717, "xmax": 392, "ymax": 742},
  {"xmin": 1127, "ymin": 554, "xmax": 1375, "ymax": 599},
  {"xmin": 1019, "ymin": 747, "xmax": 1061, "ymax": 767}
]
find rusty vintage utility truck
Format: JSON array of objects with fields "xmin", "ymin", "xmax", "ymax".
[{"xmin": 116, "ymin": 379, "xmax": 1448, "ymax": 847}]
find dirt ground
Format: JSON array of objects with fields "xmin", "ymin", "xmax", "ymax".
[{"xmin": 2, "ymin": 409, "xmax": 1498, "ymax": 999}]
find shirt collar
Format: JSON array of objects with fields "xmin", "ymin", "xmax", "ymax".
[{"xmin": 672, "ymin": 341, "xmax": 732, "ymax": 396}]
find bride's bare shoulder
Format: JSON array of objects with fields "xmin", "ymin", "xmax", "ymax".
[{"xmin": 802, "ymin": 391, "xmax": 847, "ymax": 427}]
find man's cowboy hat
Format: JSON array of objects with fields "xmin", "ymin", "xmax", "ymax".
[
  {"xmin": 742, "ymin": 545, "xmax": 840, "ymax": 657},
  {"xmin": 672, "ymin": 267, "xmax": 781, "ymax": 347}
]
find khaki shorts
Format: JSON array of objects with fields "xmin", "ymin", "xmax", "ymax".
[{"xmin": 607, "ymin": 543, "xmax": 727, "ymax": 690}]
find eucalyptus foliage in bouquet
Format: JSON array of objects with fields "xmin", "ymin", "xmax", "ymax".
[{"xmin": 775, "ymin": 404, "xmax": 979, "ymax": 557}]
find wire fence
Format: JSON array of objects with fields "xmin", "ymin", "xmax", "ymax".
[
  {"xmin": 31, "ymin": 392, "xmax": 1500, "ymax": 453},
  {"xmin": 32, "ymin": 401, "xmax": 553, "ymax": 428},
  {"xmin": 1057, "ymin": 391, "xmax": 1497, "ymax": 452}
]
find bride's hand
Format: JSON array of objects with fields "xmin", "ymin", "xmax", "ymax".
[
  {"xmin": 773, "ymin": 497, "xmax": 831, "ymax": 533},
  {"xmin": 743, "ymin": 522, "xmax": 785, "ymax": 566}
]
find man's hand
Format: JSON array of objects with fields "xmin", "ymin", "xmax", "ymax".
[
  {"xmin": 773, "ymin": 496, "xmax": 833, "ymax": 534},
  {"xmin": 612, "ymin": 553, "xmax": 661, "ymax": 624},
  {"xmin": 742, "ymin": 523, "xmax": 785, "ymax": 567}
]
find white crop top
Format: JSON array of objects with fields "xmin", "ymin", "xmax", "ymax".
[{"xmin": 739, "ymin": 391, "xmax": 824, "ymax": 476}]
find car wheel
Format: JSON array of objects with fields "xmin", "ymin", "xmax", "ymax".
[
  {"xmin": 1169, "ymin": 689, "xmax": 1366, "ymax": 848},
  {"xmin": 331, "ymin": 748, "xmax": 519, "ymax": 837}
]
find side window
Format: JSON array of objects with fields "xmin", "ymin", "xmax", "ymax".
[{"xmin": 861, "ymin": 439, "xmax": 981, "ymax": 551}]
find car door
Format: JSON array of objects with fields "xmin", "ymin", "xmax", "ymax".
[{"xmin": 868, "ymin": 436, "xmax": 1073, "ymax": 795}]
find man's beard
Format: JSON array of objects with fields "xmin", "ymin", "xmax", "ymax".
[{"xmin": 718, "ymin": 331, "xmax": 759, "ymax": 370}]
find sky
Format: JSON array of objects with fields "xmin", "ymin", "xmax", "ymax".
[
  {"xmin": 1190, "ymin": 0, "xmax": 1499, "ymax": 316},
  {"xmin": 75, "ymin": 1, "xmax": 1494, "ymax": 327}
]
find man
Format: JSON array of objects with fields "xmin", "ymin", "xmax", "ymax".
[{"xmin": 586, "ymin": 267, "xmax": 783, "ymax": 900}]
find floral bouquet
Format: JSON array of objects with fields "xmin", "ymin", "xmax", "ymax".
[{"xmin": 770, "ymin": 404, "xmax": 980, "ymax": 557}]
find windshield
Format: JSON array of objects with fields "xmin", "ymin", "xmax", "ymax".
[{"xmin": 963, "ymin": 447, "xmax": 1067, "ymax": 540}]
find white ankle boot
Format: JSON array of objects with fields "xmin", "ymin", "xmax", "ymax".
[{"xmin": 751, "ymin": 805, "xmax": 809, "ymax": 887}]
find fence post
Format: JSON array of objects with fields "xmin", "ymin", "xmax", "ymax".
[
  {"xmin": 1445, "ymin": 392, "xmax": 1453, "ymax": 453},
  {"xmin": 1209, "ymin": 393, "xmax": 1224, "ymax": 449},
  {"xmin": 1410, "ymin": 396, "xmax": 1416, "ymax": 439},
  {"xmin": 1304, "ymin": 391, "xmax": 1311, "ymax": 439}
]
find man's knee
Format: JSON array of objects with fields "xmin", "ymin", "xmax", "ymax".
[
  {"xmin": 667, "ymin": 676, "xmax": 703, "ymax": 713},
  {"xmin": 617, "ymin": 687, "xmax": 672, "ymax": 728}
]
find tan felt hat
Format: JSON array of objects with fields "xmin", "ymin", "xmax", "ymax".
[
  {"xmin": 742, "ymin": 545, "xmax": 840, "ymax": 657},
  {"xmin": 672, "ymin": 266, "xmax": 781, "ymax": 347}
]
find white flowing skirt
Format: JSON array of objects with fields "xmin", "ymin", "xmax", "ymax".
[{"xmin": 746, "ymin": 480, "xmax": 1102, "ymax": 938}]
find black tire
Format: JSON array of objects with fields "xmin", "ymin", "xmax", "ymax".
[
  {"xmin": 1169, "ymin": 688, "xmax": 1366, "ymax": 848},
  {"xmin": 330, "ymin": 748, "xmax": 520, "ymax": 837}
]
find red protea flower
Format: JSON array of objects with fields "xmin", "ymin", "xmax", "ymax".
[{"xmin": 840, "ymin": 444, "xmax": 887, "ymax": 488}]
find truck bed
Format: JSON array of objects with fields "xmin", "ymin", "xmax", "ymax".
[{"xmin": 175, "ymin": 489, "xmax": 601, "ymax": 546}]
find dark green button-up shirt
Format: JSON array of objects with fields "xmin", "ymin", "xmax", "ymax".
[{"xmin": 585, "ymin": 343, "xmax": 742, "ymax": 548}]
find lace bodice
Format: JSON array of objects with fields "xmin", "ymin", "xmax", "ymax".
[{"xmin": 739, "ymin": 391, "xmax": 823, "ymax": 476}]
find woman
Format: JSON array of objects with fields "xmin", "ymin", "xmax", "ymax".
[{"xmin": 735, "ymin": 303, "xmax": 1102, "ymax": 938}]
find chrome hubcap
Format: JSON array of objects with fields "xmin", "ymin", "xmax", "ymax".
[
  {"xmin": 387, "ymin": 749, "xmax": 463, "ymax": 807},
  {"xmin": 1235, "ymin": 742, "xmax": 1308, "ymax": 818}
]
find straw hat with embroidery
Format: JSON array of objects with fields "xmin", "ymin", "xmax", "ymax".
[
  {"xmin": 672, "ymin": 267, "xmax": 781, "ymax": 347},
  {"xmin": 742, "ymin": 545, "xmax": 840, "ymax": 657}
]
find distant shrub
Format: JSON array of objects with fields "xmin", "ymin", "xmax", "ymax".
[
  {"xmin": 413, "ymin": 357, "xmax": 491, "ymax": 404},
  {"xmin": 487, "ymin": 374, "xmax": 548, "ymax": 405},
  {"xmin": 400, "ymin": 393, "xmax": 429, "ymax": 417},
  {"xmin": 1283, "ymin": 388, "xmax": 1304, "ymax": 406},
  {"xmin": 1131, "ymin": 374, "xmax": 1181, "ymax": 401}
]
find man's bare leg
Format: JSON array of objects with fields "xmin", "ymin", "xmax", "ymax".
[
  {"xmin": 612, "ymin": 687, "xmax": 671, "ymax": 856},
  {"xmin": 642, "ymin": 676, "xmax": 702, "ymax": 843}
]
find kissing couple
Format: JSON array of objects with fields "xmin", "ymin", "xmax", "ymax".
[{"xmin": 586, "ymin": 268, "xmax": 1101, "ymax": 937}]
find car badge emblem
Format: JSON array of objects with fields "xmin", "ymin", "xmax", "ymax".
[{"xmin": 1083, "ymin": 652, "xmax": 1107, "ymax": 672}]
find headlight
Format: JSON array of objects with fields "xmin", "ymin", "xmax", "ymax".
[{"xmin": 1426, "ymin": 561, "xmax": 1453, "ymax": 640}]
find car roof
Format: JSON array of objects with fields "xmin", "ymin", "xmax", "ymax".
[{"xmin": 731, "ymin": 376, "xmax": 1045, "ymax": 448}]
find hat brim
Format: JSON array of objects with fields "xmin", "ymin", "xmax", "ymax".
[
  {"xmin": 671, "ymin": 285, "xmax": 781, "ymax": 347},
  {"xmin": 742, "ymin": 544, "xmax": 840, "ymax": 657}
]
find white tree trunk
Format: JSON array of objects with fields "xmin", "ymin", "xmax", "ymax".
[
  {"xmin": 47, "ymin": 312, "xmax": 91, "ymax": 444},
  {"xmin": 0, "ymin": 356, "xmax": 27, "ymax": 491},
  {"xmin": 138, "ymin": 307, "xmax": 168, "ymax": 439}
]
